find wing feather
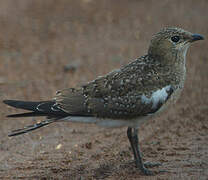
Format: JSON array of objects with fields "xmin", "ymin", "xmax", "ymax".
[{"xmin": 55, "ymin": 58, "xmax": 175, "ymax": 119}]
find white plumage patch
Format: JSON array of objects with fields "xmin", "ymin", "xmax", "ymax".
[
  {"xmin": 141, "ymin": 85, "xmax": 171, "ymax": 109},
  {"xmin": 60, "ymin": 116, "xmax": 147, "ymax": 128},
  {"xmin": 36, "ymin": 102, "xmax": 45, "ymax": 112}
]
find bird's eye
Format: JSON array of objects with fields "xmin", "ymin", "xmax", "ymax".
[{"xmin": 171, "ymin": 36, "xmax": 180, "ymax": 43}]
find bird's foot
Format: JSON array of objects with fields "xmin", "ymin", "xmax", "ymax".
[
  {"xmin": 134, "ymin": 161, "xmax": 154, "ymax": 175},
  {"xmin": 140, "ymin": 166, "xmax": 154, "ymax": 176},
  {"xmin": 144, "ymin": 161, "xmax": 162, "ymax": 168},
  {"xmin": 136, "ymin": 162, "xmax": 167, "ymax": 175},
  {"xmin": 144, "ymin": 161, "xmax": 168, "ymax": 174},
  {"xmin": 140, "ymin": 166, "xmax": 167, "ymax": 176}
]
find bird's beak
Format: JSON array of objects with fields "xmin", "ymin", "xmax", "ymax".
[{"xmin": 191, "ymin": 34, "xmax": 204, "ymax": 42}]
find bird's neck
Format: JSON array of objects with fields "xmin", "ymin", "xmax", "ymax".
[
  {"xmin": 148, "ymin": 48, "xmax": 187, "ymax": 71},
  {"xmin": 148, "ymin": 50, "xmax": 187, "ymax": 89}
]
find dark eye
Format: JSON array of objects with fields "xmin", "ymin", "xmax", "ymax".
[{"xmin": 171, "ymin": 36, "xmax": 180, "ymax": 43}]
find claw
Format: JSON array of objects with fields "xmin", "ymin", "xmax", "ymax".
[
  {"xmin": 140, "ymin": 166, "xmax": 168, "ymax": 175},
  {"xmin": 144, "ymin": 161, "xmax": 162, "ymax": 168},
  {"xmin": 139, "ymin": 166, "xmax": 154, "ymax": 175}
]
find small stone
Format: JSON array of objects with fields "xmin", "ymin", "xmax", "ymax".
[{"xmin": 56, "ymin": 144, "xmax": 62, "ymax": 150}]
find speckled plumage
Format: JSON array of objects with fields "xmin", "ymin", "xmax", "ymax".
[
  {"xmin": 3, "ymin": 27, "xmax": 204, "ymax": 175},
  {"xmin": 55, "ymin": 27, "xmax": 194, "ymax": 121},
  {"xmin": 55, "ymin": 55, "xmax": 175, "ymax": 119}
]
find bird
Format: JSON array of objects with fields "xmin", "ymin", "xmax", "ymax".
[{"xmin": 3, "ymin": 27, "xmax": 204, "ymax": 175}]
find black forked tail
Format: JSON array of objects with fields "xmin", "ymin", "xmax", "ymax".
[
  {"xmin": 3, "ymin": 100, "xmax": 69, "ymax": 118},
  {"xmin": 3, "ymin": 100, "xmax": 49, "ymax": 112},
  {"xmin": 8, "ymin": 118, "xmax": 56, "ymax": 136},
  {"xmin": 3, "ymin": 100, "xmax": 69, "ymax": 136}
]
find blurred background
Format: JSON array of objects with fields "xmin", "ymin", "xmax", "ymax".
[{"xmin": 0, "ymin": 0, "xmax": 207, "ymax": 179}]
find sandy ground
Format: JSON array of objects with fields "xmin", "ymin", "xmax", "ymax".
[{"xmin": 0, "ymin": 0, "xmax": 208, "ymax": 179}]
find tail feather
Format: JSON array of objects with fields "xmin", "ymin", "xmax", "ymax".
[
  {"xmin": 8, "ymin": 119, "xmax": 56, "ymax": 136},
  {"xmin": 3, "ymin": 99, "xmax": 70, "ymax": 136},
  {"xmin": 3, "ymin": 100, "xmax": 48, "ymax": 112},
  {"xmin": 3, "ymin": 100, "xmax": 69, "ymax": 117},
  {"xmin": 6, "ymin": 112, "xmax": 47, "ymax": 118}
]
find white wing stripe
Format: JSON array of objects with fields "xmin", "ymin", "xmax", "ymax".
[{"xmin": 141, "ymin": 85, "xmax": 171, "ymax": 109}]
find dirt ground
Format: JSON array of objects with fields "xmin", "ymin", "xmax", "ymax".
[{"xmin": 0, "ymin": 0, "xmax": 208, "ymax": 179}]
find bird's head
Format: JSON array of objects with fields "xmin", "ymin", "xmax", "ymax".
[{"xmin": 148, "ymin": 27, "xmax": 204, "ymax": 64}]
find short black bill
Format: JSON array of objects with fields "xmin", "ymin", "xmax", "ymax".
[{"xmin": 191, "ymin": 34, "xmax": 204, "ymax": 41}]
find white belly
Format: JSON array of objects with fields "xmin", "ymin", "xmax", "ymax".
[{"xmin": 60, "ymin": 115, "xmax": 150, "ymax": 128}]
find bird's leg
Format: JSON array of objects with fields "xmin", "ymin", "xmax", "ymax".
[
  {"xmin": 132, "ymin": 128, "xmax": 161, "ymax": 168},
  {"xmin": 127, "ymin": 127, "xmax": 139, "ymax": 162},
  {"xmin": 127, "ymin": 127, "xmax": 154, "ymax": 175}
]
